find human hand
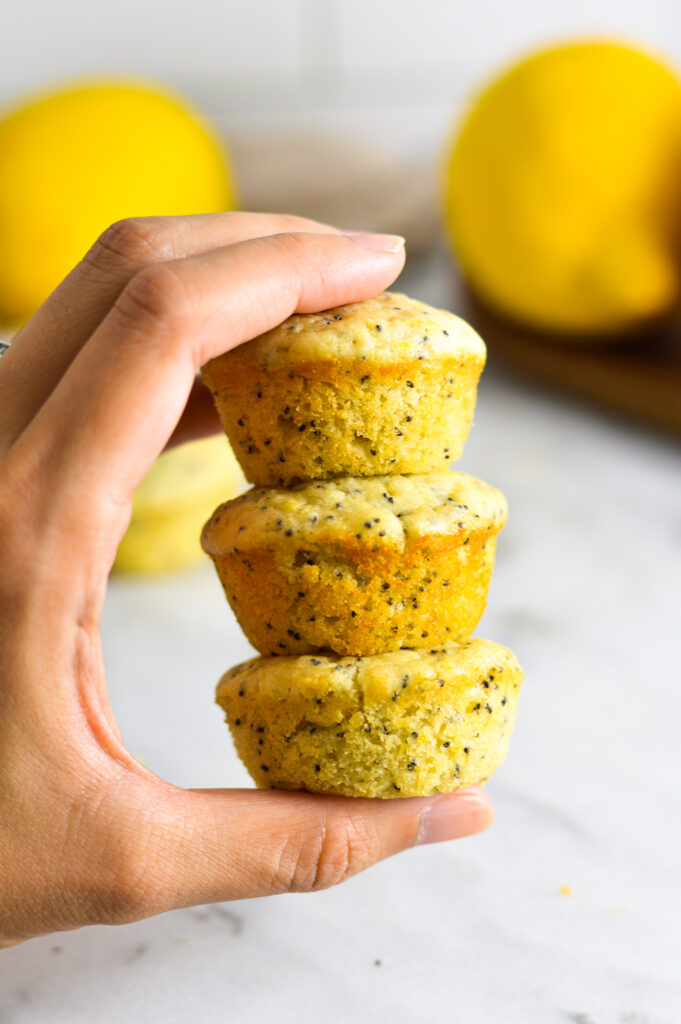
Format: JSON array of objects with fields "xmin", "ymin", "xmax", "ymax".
[{"xmin": 0, "ymin": 213, "xmax": 494, "ymax": 945}]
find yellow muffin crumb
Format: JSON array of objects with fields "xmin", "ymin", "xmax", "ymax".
[
  {"xmin": 201, "ymin": 292, "xmax": 486, "ymax": 485},
  {"xmin": 202, "ymin": 471, "xmax": 506, "ymax": 655},
  {"xmin": 216, "ymin": 639, "xmax": 523, "ymax": 798}
]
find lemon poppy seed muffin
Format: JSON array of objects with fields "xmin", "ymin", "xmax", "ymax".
[
  {"xmin": 216, "ymin": 639, "xmax": 523, "ymax": 798},
  {"xmin": 201, "ymin": 471, "xmax": 507, "ymax": 656},
  {"xmin": 201, "ymin": 292, "xmax": 486, "ymax": 486}
]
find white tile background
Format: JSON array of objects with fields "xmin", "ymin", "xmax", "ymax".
[
  {"xmin": 1, "ymin": 0, "xmax": 675, "ymax": 118},
  {"xmin": 4, "ymin": 0, "xmax": 681, "ymax": 266}
]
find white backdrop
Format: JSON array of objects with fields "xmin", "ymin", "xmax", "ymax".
[
  {"xmin": 3, "ymin": 0, "xmax": 679, "ymax": 290},
  {"xmin": 1, "ymin": 0, "xmax": 672, "ymax": 116}
]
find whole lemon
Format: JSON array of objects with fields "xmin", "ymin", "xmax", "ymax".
[
  {"xmin": 443, "ymin": 41, "xmax": 681, "ymax": 336},
  {"xmin": 0, "ymin": 79, "xmax": 234, "ymax": 324}
]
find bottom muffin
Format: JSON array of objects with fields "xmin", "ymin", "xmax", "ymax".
[
  {"xmin": 216, "ymin": 639, "xmax": 522, "ymax": 798},
  {"xmin": 114, "ymin": 435, "xmax": 244, "ymax": 574}
]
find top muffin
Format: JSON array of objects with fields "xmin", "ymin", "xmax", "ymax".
[{"xmin": 201, "ymin": 291, "xmax": 486, "ymax": 486}]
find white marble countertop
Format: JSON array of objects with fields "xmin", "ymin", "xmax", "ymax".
[{"xmin": 2, "ymin": 253, "xmax": 681, "ymax": 1023}]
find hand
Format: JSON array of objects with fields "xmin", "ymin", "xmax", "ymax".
[{"xmin": 0, "ymin": 213, "xmax": 493, "ymax": 945}]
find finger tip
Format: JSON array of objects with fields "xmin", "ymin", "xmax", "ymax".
[
  {"xmin": 345, "ymin": 232, "xmax": 406, "ymax": 254},
  {"xmin": 415, "ymin": 787, "xmax": 495, "ymax": 846}
]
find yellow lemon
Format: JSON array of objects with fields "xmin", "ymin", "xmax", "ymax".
[
  {"xmin": 114, "ymin": 435, "xmax": 245, "ymax": 575},
  {"xmin": 443, "ymin": 41, "xmax": 681, "ymax": 336},
  {"xmin": 0, "ymin": 79, "xmax": 234, "ymax": 324}
]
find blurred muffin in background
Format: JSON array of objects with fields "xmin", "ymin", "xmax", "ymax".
[{"xmin": 114, "ymin": 435, "xmax": 244, "ymax": 575}]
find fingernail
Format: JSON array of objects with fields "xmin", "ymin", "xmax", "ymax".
[
  {"xmin": 346, "ymin": 232, "xmax": 405, "ymax": 253},
  {"xmin": 415, "ymin": 788, "xmax": 494, "ymax": 846}
]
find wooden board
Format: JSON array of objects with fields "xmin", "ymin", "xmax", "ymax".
[{"xmin": 460, "ymin": 291, "xmax": 681, "ymax": 438}]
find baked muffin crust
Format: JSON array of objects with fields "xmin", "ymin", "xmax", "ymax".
[
  {"xmin": 202, "ymin": 471, "xmax": 507, "ymax": 655},
  {"xmin": 216, "ymin": 639, "xmax": 523, "ymax": 798},
  {"xmin": 201, "ymin": 292, "xmax": 486, "ymax": 485}
]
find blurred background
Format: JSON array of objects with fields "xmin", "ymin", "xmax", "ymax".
[
  {"xmin": 2, "ymin": 3, "xmax": 681, "ymax": 1022},
  {"xmin": 0, "ymin": 0, "xmax": 674, "ymax": 149},
  {"xmin": 3, "ymin": 0, "xmax": 681, "ymax": 468},
  {"xmin": 2, "ymin": 0, "xmax": 679, "ymax": 247}
]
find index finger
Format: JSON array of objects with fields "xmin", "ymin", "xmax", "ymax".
[
  {"xmin": 0, "ymin": 212, "xmax": 345, "ymax": 444},
  {"xmin": 15, "ymin": 230, "xmax": 405, "ymax": 572}
]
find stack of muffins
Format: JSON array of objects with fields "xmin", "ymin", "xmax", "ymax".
[{"xmin": 200, "ymin": 292, "xmax": 522, "ymax": 798}]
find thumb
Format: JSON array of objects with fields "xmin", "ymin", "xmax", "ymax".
[{"xmin": 119, "ymin": 784, "xmax": 493, "ymax": 920}]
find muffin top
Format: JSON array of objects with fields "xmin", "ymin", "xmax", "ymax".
[
  {"xmin": 204, "ymin": 291, "xmax": 486, "ymax": 370},
  {"xmin": 201, "ymin": 471, "xmax": 507, "ymax": 556},
  {"xmin": 216, "ymin": 638, "xmax": 520, "ymax": 706}
]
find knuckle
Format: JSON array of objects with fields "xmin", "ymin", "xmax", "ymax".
[
  {"xmin": 266, "ymin": 230, "xmax": 331, "ymax": 293},
  {"xmin": 85, "ymin": 217, "xmax": 176, "ymax": 272},
  {"xmin": 284, "ymin": 814, "xmax": 380, "ymax": 893},
  {"xmin": 245, "ymin": 231, "xmax": 320, "ymax": 303},
  {"xmin": 244, "ymin": 230, "xmax": 312, "ymax": 274},
  {"xmin": 114, "ymin": 263, "xmax": 193, "ymax": 333},
  {"xmin": 267, "ymin": 230, "xmax": 313, "ymax": 262}
]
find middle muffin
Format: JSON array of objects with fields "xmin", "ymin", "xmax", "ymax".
[{"xmin": 201, "ymin": 470, "xmax": 507, "ymax": 657}]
